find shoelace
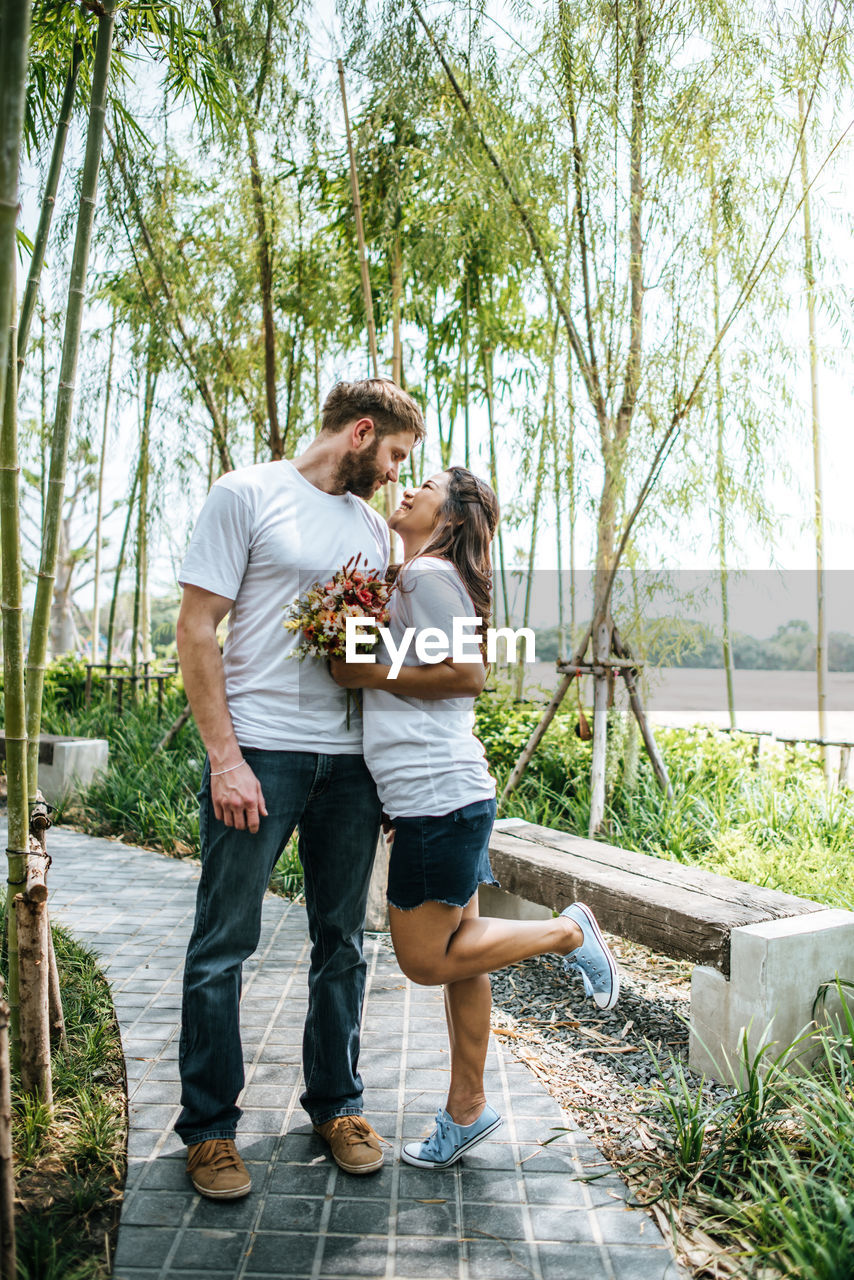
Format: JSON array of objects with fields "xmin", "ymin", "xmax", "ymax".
[
  {"xmin": 567, "ymin": 960, "xmax": 600, "ymax": 996},
  {"xmin": 330, "ymin": 1116, "xmax": 376, "ymax": 1148},
  {"xmin": 189, "ymin": 1140, "xmax": 242, "ymax": 1172},
  {"xmin": 422, "ymin": 1109, "xmax": 452, "ymax": 1158}
]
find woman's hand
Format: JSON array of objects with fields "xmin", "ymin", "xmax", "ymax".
[{"xmin": 328, "ymin": 655, "xmax": 388, "ymax": 689}]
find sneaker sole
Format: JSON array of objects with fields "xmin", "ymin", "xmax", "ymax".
[
  {"xmin": 571, "ymin": 902, "xmax": 620, "ymax": 1011},
  {"xmin": 401, "ymin": 1116, "xmax": 503, "ymax": 1169},
  {"xmin": 189, "ymin": 1176, "xmax": 252, "ymax": 1199},
  {"xmin": 329, "ymin": 1152, "xmax": 384, "ymax": 1175}
]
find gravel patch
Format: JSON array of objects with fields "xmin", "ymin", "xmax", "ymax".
[{"xmin": 488, "ymin": 934, "xmax": 733, "ymax": 1175}]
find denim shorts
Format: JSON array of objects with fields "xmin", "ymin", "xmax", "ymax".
[{"xmin": 386, "ymin": 796, "xmax": 499, "ymax": 911}]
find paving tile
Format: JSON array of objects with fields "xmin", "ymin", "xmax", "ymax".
[
  {"xmin": 36, "ymin": 823, "xmax": 674, "ymax": 1280},
  {"xmin": 467, "ymin": 1241, "xmax": 538, "ymax": 1280},
  {"xmin": 317, "ymin": 1234, "xmax": 388, "ymax": 1277},
  {"xmin": 257, "ymin": 1195, "xmax": 325, "ymax": 1232},
  {"xmin": 396, "ymin": 1197, "xmax": 457, "ymax": 1237},
  {"xmin": 171, "ymin": 1227, "xmax": 252, "ymax": 1271},
  {"xmin": 328, "ymin": 1196, "xmax": 390, "ymax": 1235}
]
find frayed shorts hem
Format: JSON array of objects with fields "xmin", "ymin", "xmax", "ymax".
[{"xmin": 387, "ymin": 874, "xmax": 500, "ymax": 912}]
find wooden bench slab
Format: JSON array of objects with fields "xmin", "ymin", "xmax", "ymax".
[{"xmin": 488, "ymin": 819, "xmax": 826, "ymax": 976}]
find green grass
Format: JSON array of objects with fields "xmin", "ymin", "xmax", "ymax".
[
  {"xmin": 3, "ymin": 911, "xmax": 126, "ymax": 1280},
  {"xmin": 628, "ymin": 991, "xmax": 854, "ymax": 1277}
]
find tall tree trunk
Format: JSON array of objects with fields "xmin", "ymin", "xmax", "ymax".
[
  {"xmin": 15, "ymin": 896, "xmax": 51, "ymax": 1105},
  {"xmin": 711, "ymin": 190, "xmax": 737, "ymax": 730},
  {"xmin": 588, "ymin": 0, "xmax": 646, "ymax": 836},
  {"xmin": 798, "ymin": 89, "xmax": 828, "ymax": 780},
  {"xmin": 25, "ymin": 0, "xmax": 116, "ymax": 797},
  {"xmin": 91, "ymin": 315, "xmax": 115, "ymax": 660},
  {"xmin": 0, "ymin": 297, "xmax": 27, "ymax": 1066},
  {"xmin": 16, "ymin": 41, "xmax": 82, "ymax": 374}
]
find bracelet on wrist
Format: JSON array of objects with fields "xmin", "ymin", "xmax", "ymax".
[{"xmin": 210, "ymin": 759, "xmax": 246, "ymax": 777}]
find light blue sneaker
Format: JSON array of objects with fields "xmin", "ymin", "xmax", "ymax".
[
  {"xmin": 561, "ymin": 902, "xmax": 620, "ymax": 1010},
  {"xmin": 401, "ymin": 1104, "xmax": 502, "ymax": 1169}
]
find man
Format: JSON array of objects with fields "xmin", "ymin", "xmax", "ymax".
[{"xmin": 175, "ymin": 378, "xmax": 425, "ymax": 1198}]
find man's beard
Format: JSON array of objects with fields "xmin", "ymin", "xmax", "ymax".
[{"xmin": 334, "ymin": 441, "xmax": 385, "ymax": 499}]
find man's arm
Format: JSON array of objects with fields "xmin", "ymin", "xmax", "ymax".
[
  {"xmin": 176, "ymin": 584, "xmax": 268, "ymax": 832},
  {"xmin": 328, "ymin": 655, "xmax": 486, "ymax": 700}
]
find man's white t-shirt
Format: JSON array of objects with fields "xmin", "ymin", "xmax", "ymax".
[
  {"xmin": 178, "ymin": 460, "xmax": 389, "ymax": 753},
  {"xmin": 361, "ymin": 557, "xmax": 496, "ymax": 819}
]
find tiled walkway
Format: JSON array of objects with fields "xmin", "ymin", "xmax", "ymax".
[{"xmin": 40, "ymin": 825, "xmax": 680, "ymax": 1280}]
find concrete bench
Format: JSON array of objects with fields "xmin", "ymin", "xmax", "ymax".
[
  {"xmin": 482, "ymin": 818, "xmax": 854, "ymax": 1082},
  {"xmin": 0, "ymin": 733, "xmax": 108, "ymax": 807}
]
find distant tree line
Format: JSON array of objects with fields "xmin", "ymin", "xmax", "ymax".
[{"xmin": 536, "ymin": 619, "xmax": 854, "ymax": 672}]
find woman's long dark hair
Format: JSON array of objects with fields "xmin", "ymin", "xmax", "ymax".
[{"xmin": 411, "ymin": 467, "xmax": 499, "ymax": 639}]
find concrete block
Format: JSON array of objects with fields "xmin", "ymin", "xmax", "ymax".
[
  {"xmin": 690, "ymin": 908, "xmax": 854, "ymax": 1084},
  {"xmin": 479, "ymin": 884, "xmax": 553, "ymax": 921},
  {"xmin": 39, "ymin": 737, "xmax": 109, "ymax": 807}
]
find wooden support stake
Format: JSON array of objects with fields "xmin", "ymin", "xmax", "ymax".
[
  {"xmin": 14, "ymin": 895, "xmax": 52, "ymax": 1105},
  {"xmin": 24, "ymin": 855, "xmax": 48, "ymax": 903},
  {"xmin": 612, "ymin": 629, "xmax": 673, "ymax": 800},
  {"xmin": 154, "ymin": 700, "xmax": 192, "ymax": 755},
  {"xmin": 500, "ymin": 672, "xmax": 575, "ymax": 804},
  {"xmin": 0, "ymin": 997, "xmax": 15, "ymax": 1280},
  {"xmin": 838, "ymin": 745, "xmax": 850, "ymax": 789},
  {"xmin": 45, "ymin": 921, "xmax": 66, "ymax": 1052}
]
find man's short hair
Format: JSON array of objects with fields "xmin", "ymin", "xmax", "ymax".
[{"xmin": 321, "ymin": 378, "xmax": 426, "ymax": 443}]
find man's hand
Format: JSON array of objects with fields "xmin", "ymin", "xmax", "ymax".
[{"xmin": 210, "ymin": 760, "xmax": 268, "ymax": 833}]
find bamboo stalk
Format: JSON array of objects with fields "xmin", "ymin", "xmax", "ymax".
[
  {"xmin": 106, "ymin": 456, "xmax": 140, "ymax": 667},
  {"xmin": 15, "ymin": 895, "xmax": 52, "ymax": 1105},
  {"xmin": 0, "ymin": 0, "xmax": 31, "ymax": 415},
  {"xmin": 0, "ymin": 293, "xmax": 28, "ymax": 1064},
  {"xmin": 25, "ymin": 0, "xmax": 117, "ymax": 796},
  {"xmin": 710, "ymin": 187, "xmax": 737, "ymax": 731},
  {"xmin": 0, "ymin": 995, "xmax": 15, "ymax": 1280},
  {"xmin": 337, "ymin": 60, "xmax": 379, "ymax": 379},
  {"xmin": 16, "ymin": 40, "xmax": 83, "ymax": 373},
  {"xmin": 91, "ymin": 314, "xmax": 116, "ymax": 660},
  {"xmin": 481, "ymin": 343, "xmax": 510, "ymax": 627},
  {"xmin": 798, "ymin": 88, "xmax": 829, "ymax": 783},
  {"xmin": 515, "ymin": 320, "xmax": 558, "ymax": 698}
]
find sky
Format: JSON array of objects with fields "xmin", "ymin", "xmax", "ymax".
[{"xmin": 15, "ymin": 0, "xmax": 854, "ymax": 644}]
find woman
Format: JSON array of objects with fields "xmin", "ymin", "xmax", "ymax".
[{"xmin": 330, "ymin": 466, "xmax": 618, "ymax": 1170}]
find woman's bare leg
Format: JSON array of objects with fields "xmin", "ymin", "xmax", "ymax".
[
  {"xmin": 442, "ymin": 896, "xmax": 492, "ymax": 1124},
  {"xmin": 389, "ymin": 899, "xmax": 581, "ymax": 989},
  {"xmin": 390, "ymin": 895, "xmax": 582, "ymax": 1125}
]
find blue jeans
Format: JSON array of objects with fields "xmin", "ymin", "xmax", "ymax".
[{"xmin": 175, "ymin": 749, "xmax": 382, "ymax": 1145}]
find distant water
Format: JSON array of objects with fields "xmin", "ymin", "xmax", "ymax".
[{"xmin": 515, "ymin": 664, "xmax": 854, "ymax": 743}]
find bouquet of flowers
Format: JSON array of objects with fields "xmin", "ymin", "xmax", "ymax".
[{"xmin": 283, "ymin": 553, "xmax": 392, "ymax": 661}]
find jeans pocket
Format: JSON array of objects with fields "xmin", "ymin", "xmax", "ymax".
[{"xmin": 453, "ymin": 798, "xmax": 495, "ymax": 829}]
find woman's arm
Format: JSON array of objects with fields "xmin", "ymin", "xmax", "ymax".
[{"xmin": 329, "ymin": 654, "xmax": 486, "ymax": 700}]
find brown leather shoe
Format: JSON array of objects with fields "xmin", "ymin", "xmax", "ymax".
[
  {"xmin": 313, "ymin": 1115, "xmax": 384, "ymax": 1174},
  {"xmin": 186, "ymin": 1138, "xmax": 251, "ymax": 1198}
]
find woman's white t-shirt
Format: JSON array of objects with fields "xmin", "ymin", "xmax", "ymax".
[
  {"xmin": 178, "ymin": 460, "xmax": 389, "ymax": 753},
  {"xmin": 361, "ymin": 557, "xmax": 496, "ymax": 819}
]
